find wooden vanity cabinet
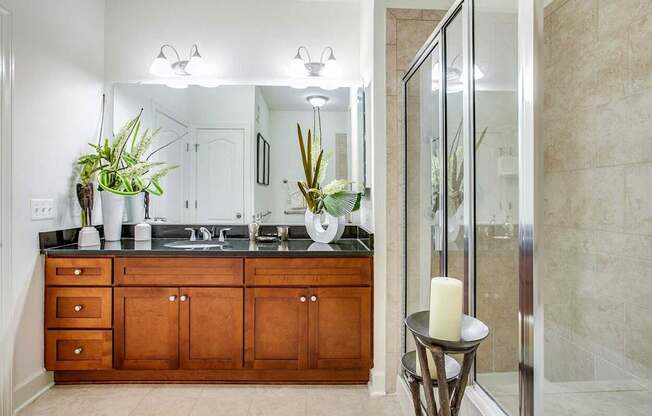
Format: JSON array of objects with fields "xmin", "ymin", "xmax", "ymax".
[{"xmin": 45, "ymin": 255, "xmax": 372, "ymax": 383}]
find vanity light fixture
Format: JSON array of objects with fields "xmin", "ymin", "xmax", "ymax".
[
  {"xmin": 290, "ymin": 46, "xmax": 341, "ymax": 78},
  {"xmin": 149, "ymin": 44, "xmax": 208, "ymax": 77},
  {"xmin": 307, "ymin": 95, "xmax": 329, "ymax": 108}
]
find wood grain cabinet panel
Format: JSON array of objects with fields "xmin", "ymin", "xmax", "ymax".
[
  {"xmin": 46, "ymin": 258, "xmax": 112, "ymax": 286},
  {"xmin": 114, "ymin": 287, "xmax": 179, "ymax": 370},
  {"xmin": 245, "ymin": 288, "xmax": 308, "ymax": 369},
  {"xmin": 45, "ymin": 330, "xmax": 112, "ymax": 370},
  {"xmin": 308, "ymin": 287, "xmax": 372, "ymax": 369},
  {"xmin": 46, "ymin": 287, "xmax": 112, "ymax": 329},
  {"xmin": 180, "ymin": 288, "xmax": 243, "ymax": 369},
  {"xmin": 115, "ymin": 257, "xmax": 243, "ymax": 286},
  {"xmin": 244, "ymin": 258, "xmax": 372, "ymax": 286}
]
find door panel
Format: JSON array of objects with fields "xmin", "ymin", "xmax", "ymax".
[
  {"xmin": 195, "ymin": 128, "xmax": 245, "ymax": 224},
  {"xmin": 308, "ymin": 287, "xmax": 372, "ymax": 369},
  {"xmin": 150, "ymin": 108, "xmax": 191, "ymax": 223},
  {"xmin": 244, "ymin": 288, "xmax": 308, "ymax": 369},
  {"xmin": 114, "ymin": 287, "xmax": 179, "ymax": 369},
  {"xmin": 180, "ymin": 288, "xmax": 243, "ymax": 369}
]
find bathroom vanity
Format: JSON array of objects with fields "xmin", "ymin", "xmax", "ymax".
[{"xmin": 41, "ymin": 237, "xmax": 373, "ymax": 384}]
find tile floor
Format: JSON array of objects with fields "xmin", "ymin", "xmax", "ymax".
[{"xmin": 17, "ymin": 384, "xmax": 402, "ymax": 416}]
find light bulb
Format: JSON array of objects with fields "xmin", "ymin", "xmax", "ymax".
[
  {"xmin": 290, "ymin": 52, "xmax": 308, "ymax": 77},
  {"xmin": 322, "ymin": 52, "xmax": 341, "ymax": 77},
  {"xmin": 149, "ymin": 51, "xmax": 173, "ymax": 77},
  {"xmin": 185, "ymin": 49, "xmax": 207, "ymax": 75}
]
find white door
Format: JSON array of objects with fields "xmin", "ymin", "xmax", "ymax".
[
  {"xmin": 195, "ymin": 128, "xmax": 245, "ymax": 224},
  {"xmin": 150, "ymin": 108, "xmax": 191, "ymax": 223}
]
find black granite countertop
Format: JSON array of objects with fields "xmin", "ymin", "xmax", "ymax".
[{"xmin": 42, "ymin": 238, "xmax": 373, "ymax": 257}]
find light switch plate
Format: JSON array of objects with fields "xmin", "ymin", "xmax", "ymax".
[{"xmin": 31, "ymin": 198, "xmax": 55, "ymax": 220}]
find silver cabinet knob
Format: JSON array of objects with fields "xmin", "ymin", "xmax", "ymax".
[
  {"xmin": 180, "ymin": 295, "xmax": 188, "ymax": 302},
  {"xmin": 300, "ymin": 296, "xmax": 307, "ymax": 303},
  {"xmin": 310, "ymin": 295, "xmax": 317, "ymax": 302},
  {"xmin": 73, "ymin": 269, "xmax": 82, "ymax": 276},
  {"xmin": 74, "ymin": 304, "xmax": 83, "ymax": 312},
  {"xmin": 236, "ymin": 212, "xmax": 242, "ymax": 219},
  {"xmin": 169, "ymin": 295, "xmax": 177, "ymax": 302},
  {"xmin": 73, "ymin": 347, "xmax": 83, "ymax": 355}
]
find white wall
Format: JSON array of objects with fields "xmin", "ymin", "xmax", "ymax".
[
  {"xmin": 104, "ymin": 0, "xmax": 361, "ymax": 85},
  {"xmin": 10, "ymin": 0, "xmax": 106, "ymax": 409},
  {"xmin": 263, "ymin": 110, "xmax": 349, "ymax": 224}
]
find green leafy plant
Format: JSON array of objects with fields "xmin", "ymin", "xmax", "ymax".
[
  {"xmin": 296, "ymin": 124, "xmax": 362, "ymax": 217},
  {"xmin": 77, "ymin": 110, "xmax": 178, "ymax": 197}
]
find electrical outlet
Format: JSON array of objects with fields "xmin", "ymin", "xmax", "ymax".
[{"xmin": 31, "ymin": 198, "xmax": 55, "ymax": 220}]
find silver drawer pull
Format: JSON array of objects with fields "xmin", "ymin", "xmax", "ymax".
[
  {"xmin": 169, "ymin": 295, "xmax": 177, "ymax": 302},
  {"xmin": 300, "ymin": 296, "xmax": 307, "ymax": 303},
  {"xmin": 74, "ymin": 304, "xmax": 83, "ymax": 312},
  {"xmin": 73, "ymin": 269, "xmax": 82, "ymax": 276},
  {"xmin": 180, "ymin": 295, "xmax": 188, "ymax": 302},
  {"xmin": 310, "ymin": 295, "xmax": 318, "ymax": 302},
  {"xmin": 73, "ymin": 347, "xmax": 83, "ymax": 355}
]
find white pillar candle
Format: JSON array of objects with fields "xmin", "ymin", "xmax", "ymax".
[
  {"xmin": 415, "ymin": 350, "xmax": 438, "ymax": 378},
  {"xmin": 429, "ymin": 277, "xmax": 463, "ymax": 341}
]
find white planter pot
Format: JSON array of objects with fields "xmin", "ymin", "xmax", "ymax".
[
  {"xmin": 127, "ymin": 192, "xmax": 146, "ymax": 223},
  {"xmin": 304, "ymin": 210, "xmax": 346, "ymax": 244},
  {"xmin": 101, "ymin": 191, "xmax": 125, "ymax": 241}
]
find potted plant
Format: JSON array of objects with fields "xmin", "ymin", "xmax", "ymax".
[
  {"xmin": 296, "ymin": 124, "xmax": 362, "ymax": 243},
  {"xmin": 78, "ymin": 110, "xmax": 177, "ymax": 241}
]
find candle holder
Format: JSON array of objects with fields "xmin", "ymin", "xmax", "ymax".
[{"xmin": 403, "ymin": 311, "xmax": 489, "ymax": 416}]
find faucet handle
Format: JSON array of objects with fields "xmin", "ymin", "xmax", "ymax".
[
  {"xmin": 184, "ymin": 228, "xmax": 197, "ymax": 241},
  {"xmin": 218, "ymin": 228, "xmax": 232, "ymax": 243}
]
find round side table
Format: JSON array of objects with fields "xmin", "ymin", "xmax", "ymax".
[{"xmin": 403, "ymin": 311, "xmax": 489, "ymax": 416}]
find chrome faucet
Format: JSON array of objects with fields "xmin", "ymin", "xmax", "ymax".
[
  {"xmin": 184, "ymin": 228, "xmax": 197, "ymax": 241},
  {"xmin": 198, "ymin": 227, "xmax": 212, "ymax": 241},
  {"xmin": 217, "ymin": 228, "xmax": 232, "ymax": 243}
]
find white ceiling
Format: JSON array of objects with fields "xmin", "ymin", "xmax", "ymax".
[{"xmin": 259, "ymin": 86, "xmax": 350, "ymax": 112}]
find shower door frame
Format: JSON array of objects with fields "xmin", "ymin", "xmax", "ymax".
[{"xmin": 401, "ymin": 0, "xmax": 542, "ymax": 415}]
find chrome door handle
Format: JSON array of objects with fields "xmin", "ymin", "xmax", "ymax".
[
  {"xmin": 169, "ymin": 295, "xmax": 177, "ymax": 302},
  {"xmin": 180, "ymin": 295, "xmax": 188, "ymax": 302},
  {"xmin": 310, "ymin": 295, "xmax": 317, "ymax": 302},
  {"xmin": 236, "ymin": 212, "xmax": 242, "ymax": 219},
  {"xmin": 300, "ymin": 296, "xmax": 307, "ymax": 303}
]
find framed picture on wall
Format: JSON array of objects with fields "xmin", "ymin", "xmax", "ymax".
[{"xmin": 257, "ymin": 133, "xmax": 270, "ymax": 186}]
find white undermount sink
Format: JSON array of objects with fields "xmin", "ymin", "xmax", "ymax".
[{"xmin": 164, "ymin": 240, "xmax": 228, "ymax": 249}]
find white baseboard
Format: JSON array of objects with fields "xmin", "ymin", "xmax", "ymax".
[
  {"xmin": 368, "ymin": 368, "xmax": 386, "ymax": 396},
  {"xmin": 396, "ymin": 374, "xmax": 505, "ymax": 416},
  {"xmin": 13, "ymin": 369, "xmax": 53, "ymax": 415}
]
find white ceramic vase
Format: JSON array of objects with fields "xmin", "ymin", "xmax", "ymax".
[
  {"xmin": 304, "ymin": 210, "xmax": 346, "ymax": 244},
  {"xmin": 127, "ymin": 192, "xmax": 146, "ymax": 223},
  {"xmin": 101, "ymin": 191, "xmax": 125, "ymax": 241}
]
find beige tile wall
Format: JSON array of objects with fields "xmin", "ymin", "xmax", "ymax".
[
  {"xmin": 386, "ymin": 8, "xmax": 445, "ymax": 393},
  {"xmin": 543, "ymin": 0, "xmax": 652, "ymax": 384}
]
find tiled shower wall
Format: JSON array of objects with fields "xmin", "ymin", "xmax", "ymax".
[
  {"xmin": 386, "ymin": 8, "xmax": 444, "ymax": 393},
  {"xmin": 543, "ymin": 0, "xmax": 652, "ymax": 383}
]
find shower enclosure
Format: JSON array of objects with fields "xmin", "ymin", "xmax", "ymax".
[{"xmin": 403, "ymin": 0, "xmax": 652, "ymax": 415}]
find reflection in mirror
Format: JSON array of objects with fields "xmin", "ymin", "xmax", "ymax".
[{"xmin": 113, "ymin": 84, "xmax": 357, "ymax": 225}]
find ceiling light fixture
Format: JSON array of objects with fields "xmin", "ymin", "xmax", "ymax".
[
  {"xmin": 290, "ymin": 46, "xmax": 341, "ymax": 78},
  {"xmin": 149, "ymin": 44, "xmax": 208, "ymax": 77},
  {"xmin": 307, "ymin": 95, "xmax": 329, "ymax": 108}
]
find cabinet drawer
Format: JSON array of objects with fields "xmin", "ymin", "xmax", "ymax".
[
  {"xmin": 45, "ymin": 330, "xmax": 112, "ymax": 370},
  {"xmin": 46, "ymin": 258, "xmax": 112, "ymax": 286},
  {"xmin": 46, "ymin": 287, "xmax": 112, "ymax": 329},
  {"xmin": 115, "ymin": 258, "xmax": 243, "ymax": 286},
  {"xmin": 245, "ymin": 258, "xmax": 372, "ymax": 286}
]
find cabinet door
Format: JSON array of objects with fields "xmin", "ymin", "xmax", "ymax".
[
  {"xmin": 114, "ymin": 287, "xmax": 179, "ymax": 369},
  {"xmin": 308, "ymin": 287, "xmax": 372, "ymax": 369},
  {"xmin": 244, "ymin": 288, "xmax": 308, "ymax": 369},
  {"xmin": 180, "ymin": 288, "xmax": 243, "ymax": 369}
]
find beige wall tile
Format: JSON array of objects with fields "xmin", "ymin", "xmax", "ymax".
[
  {"xmin": 388, "ymin": 8, "xmax": 422, "ymax": 20},
  {"xmin": 387, "ymin": 14, "xmax": 397, "ymax": 46},
  {"xmin": 396, "ymin": 20, "xmax": 438, "ymax": 72},
  {"xmin": 629, "ymin": 13, "xmax": 652, "ymax": 93},
  {"xmin": 625, "ymin": 304, "xmax": 652, "ymax": 376},
  {"xmin": 625, "ymin": 163, "xmax": 652, "ymax": 235}
]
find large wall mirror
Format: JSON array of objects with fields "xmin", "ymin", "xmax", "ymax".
[{"xmin": 113, "ymin": 83, "xmax": 367, "ymax": 225}]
